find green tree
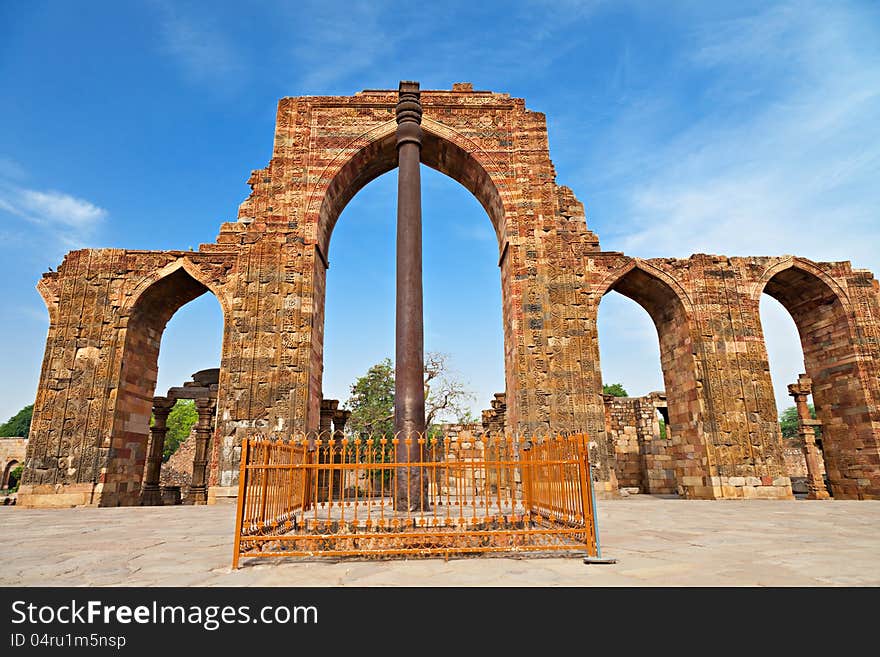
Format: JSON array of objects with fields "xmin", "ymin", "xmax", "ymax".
[
  {"xmin": 779, "ymin": 404, "xmax": 820, "ymax": 440},
  {"xmin": 346, "ymin": 359, "xmax": 396, "ymax": 437},
  {"xmin": 344, "ymin": 356, "xmax": 474, "ymax": 488},
  {"xmin": 150, "ymin": 400, "xmax": 199, "ymax": 461},
  {"xmin": 423, "ymin": 352, "xmax": 476, "ymax": 427},
  {"xmin": 602, "ymin": 383, "xmax": 628, "ymax": 397},
  {"xmin": 0, "ymin": 404, "xmax": 33, "ymax": 437},
  {"xmin": 344, "ymin": 359, "xmax": 396, "ymax": 488},
  {"xmin": 345, "ymin": 354, "xmax": 476, "ymax": 437}
]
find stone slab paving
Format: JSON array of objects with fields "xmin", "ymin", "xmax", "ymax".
[{"xmin": 1, "ymin": 496, "xmax": 878, "ymax": 586}]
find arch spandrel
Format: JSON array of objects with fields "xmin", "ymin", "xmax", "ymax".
[
  {"xmin": 122, "ymin": 256, "xmax": 233, "ymax": 321},
  {"xmin": 305, "ymin": 118, "xmax": 515, "ymax": 258},
  {"xmin": 592, "ymin": 257, "xmax": 696, "ymax": 322},
  {"xmin": 750, "ymin": 256, "xmax": 853, "ymax": 313}
]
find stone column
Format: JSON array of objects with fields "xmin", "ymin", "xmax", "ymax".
[
  {"xmin": 141, "ymin": 396, "xmax": 175, "ymax": 506},
  {"xmin": 319, "ymin": 399, "xmax": 338, "ymax": 437},
  {"xmin": 333, "ymin": 408, "xmax": 351, "ymax": 497},
  {"xmin": 788, "ymin": 375, "xmax": 830, "ymax": 500},
  {"xmin": 189, "ymin": 397, "xmax": 215, "ymax": 505},
  {"xmin": 333, "ymin": 408, "xmax": 351, "ymax": 438},
  {"xmin": 317, "ymin": 399, "xmax": 339, "ymax": 501},
  {"xmin": 394, "ymin": 80, "xmax": 427, "ymax": 510}
]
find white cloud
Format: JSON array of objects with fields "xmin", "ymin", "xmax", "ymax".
[
  {"xmin": 17, "ymin": 189, "xmax": 106, "ymax": 229},
  {"xmin": 0, "ymin": 179, "xmax": 107, "ymax": 251},
  {"xmin": 577, "ymin": 1, "xmax": 880, "ymax": 409},
  {"xmin": 601, "ymin": 2, "xmax": 880, "ymax": 274}
]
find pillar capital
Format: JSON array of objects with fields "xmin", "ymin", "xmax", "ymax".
[
  {"xmin": 150, "ymin": 396, "xmax": 176, "ymax": 435},
  {"xmin": 396, "ymin": 80, "xmax": 422, "ymax": 148},
  {"xmin": 152, "ymin": 396, "xmax": 176, "ymax": 412},
  {"xmin": 333, "ymin": 408, "xmax": 351, "ymax": 438},
  {"xmin": 787, "ymin": 373, "xmax": 812, "ymax": 399},
  {"xmin": 194, "ymin": 397, "xmax": 215, "ymax": 414}
]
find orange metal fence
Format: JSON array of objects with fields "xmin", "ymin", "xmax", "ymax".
[{"xmin": 232, "ymin": 432, "xmax": 598, "ymax": 567}]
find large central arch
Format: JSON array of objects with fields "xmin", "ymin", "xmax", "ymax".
[
  {"xmin": 314, "ymin": 120, "xmax": 508, "ymax": 257},
  {"xmin": 306, "ymin": 121, "xmax": 511, "ymax": 429}
]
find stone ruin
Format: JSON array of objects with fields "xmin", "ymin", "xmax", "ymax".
[
  {"xmin": 15, "ymin": 83, "xmax": 880, "ymax": 507},
  {"xmin": 602, "ymin": 392, "xmax": 675, "ymax": 496},
  {"xmin": 1, "ymin": 437, "xmax": 27, "ymax": 498},
  {"xmin": 142, "ymin": 368, "xmax": 219, "ymax": 506}
]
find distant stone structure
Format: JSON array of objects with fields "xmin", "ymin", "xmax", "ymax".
[
  {"xmin": 787, "ymin": 374, "xmax": 831, "ymax": 499},
  {"xmin": 1, "ymin": 437, "xmax": 27, "ymax": 491},
  {"xmin": 158, "ymin": 427, "xmax": 195, "ymax": 495},
  {"xmin": 142, "ymin": 368, "xmax": 218, "ymax": 506},
  {"xmin": 17, "ymin": 83, "xmax": 880, "ymax": 507},
  {"xmin": 603, "ymin": 392, "xmax": 677, "ymax": 496}
]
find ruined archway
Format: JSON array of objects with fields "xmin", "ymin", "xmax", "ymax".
[
  {"xmin": 306, "ymin": 122, "xmax": 511, "ymax": 430},
  {"xmin": 757, "ymin": 260, "xmax": 875, "ymax": 498},
  {"xmin": 104, "ymin": 262, "xmax": 227, "ymax": 506},
  {"xmin": 20, "ymin": 84, "xmax": 880, "ymax": 508},
  {"xmin": 2, "ymin": 460, "xmax": 20, "ymax": 489},
  {"xmin": 320, "ymin": 166, "xmax": 502, "ymax": 422},
  {"xmin": 597, "ymin": 262, "xmax": 706, "ymax": 497}
]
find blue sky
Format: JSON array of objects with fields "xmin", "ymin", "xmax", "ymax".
[{"xmin": 1, "ymin": 0, "xmax": 878, "ymax": 425}]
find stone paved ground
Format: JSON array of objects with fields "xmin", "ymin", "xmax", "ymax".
[{"xmin": 1, "ymin": 496, "xmax": 878, "ymax": 586}]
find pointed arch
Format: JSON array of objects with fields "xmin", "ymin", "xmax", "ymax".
[
  {"xmin": 309, "ymin": 120, "xmax": 511, "ymax": 259},
  {"xmin": 103, "ymin": 258, "xmax": 228, "ymax": 506},
  {"xmin": 596, "ymin": 258, "xmax": 695, "ymax": 318},
  {"xmin": 754, "ymin": 257, "xmax": 871, "ymax": 497},
  {"xmin": 124, "ymin": 257, "xmax": 231, "ymax": 319},
  {"xmin": 595, "ymin": 258, "xmax": 707, "ymax": 497},
  {"xmin": 751, "ymin": 256, "xmax": 853, "ymax": 313},
  {"xmin": 303, "ymin": 118, "xmax": 516, "ymax": 432}
]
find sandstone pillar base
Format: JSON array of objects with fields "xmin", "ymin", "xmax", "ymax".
[
  {"xmin": 189, "ymin": 485, "xmax": 207, "ymax": 505},
  {"xmin": 140, "ymin": 484, "xmax": 164, "ymax": 506}
]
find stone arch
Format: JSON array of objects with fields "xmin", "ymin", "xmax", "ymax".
[
  {"xmin": 756, "ymin": 259, "xmax": 873, "ymax": 498},
  {"xmin": 596, "ymin": 260, "xmax": 707, "ymax": 496},
  {"xmin": 124, "ymin": 258, "xmax": 231, "ymax": 319},
  {"xmin": 2, "ymin": 459, "xmax": 20, "ymax": 489},
  {"xmin": 750, "ymin": 256, "xmax": 853, "ymax": 311},
  {"xmin": 304, "ymin": 120, "xmax": 513, "ymax": 430},
  {"xmin": 596, "ymin": 259, "xmax": 696, "ymax": 316},
  {"xmin": 105, "ymin": 261, "xmax": 228, "ymax": 506},
  {"xmin": 311, "ymin": 120, "xmax": 510, "ymax": 259}
]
